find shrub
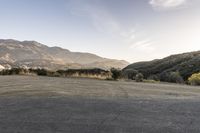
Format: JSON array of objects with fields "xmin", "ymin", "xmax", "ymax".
[
  {"xmin": 122, "ymin": 69, "xmax": 138, "ymax": 80},
  {"xmin": 0, "ymin": 69, "xmax": 11, "ymax": 75},
  {"xmin": 0, "ymin": 68, "xmax": 29, "ymax": 75},
  {"xmin": 159, "ymin": 72, "xmax": 169, "ymax": 82},
  {"xmin": 29, "ymin": 68, "xmax": 48, "ymax": 76},
  {"xmin": 160, "ymin": 71, "xmax": 184, "ymax": 83},
  {"xmin": 143, "ymin": 79, "xmax": 159, "ymax": 83},
  {"xmin": 169, "ymin": 72, "xmax": 184, "ymax": 84},
  {"xmin": 135, "ymin": 73, "xmax": 144, "ymax": 82},
  {"xmin": 147, "ymin": 75, "xmax": 160, "ymax": 81},
  {"xmin": 110, "ymin": 68, "xmax": 122, "ymax": 80},
  {"xmin": 56, "ymin": 68, "xmax": 110, "ymax": 79},
  {"xmin": 188, "ymin": 73, "xmax": 200, "ymax": 85}
]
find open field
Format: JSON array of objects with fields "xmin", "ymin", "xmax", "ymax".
[{"xmin": 0, "ymin": 76, "xmax": 200, "ymax": 133}]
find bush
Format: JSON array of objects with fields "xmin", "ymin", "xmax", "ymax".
[
  {"xmin": 0, "ymin": 68, "xmax": 29, "ymax": 75},
  {"xmin": 29, "ymin": 68, "xmax": 48, "ymax": 76},
  {"xmin": 143, "ymin": 79, "xmax": 159, "ymax": 83},
  {"xmin": 56, "ymin": 68, "xmax": 110, "ymax": 79},
  {"xmin": 122, "ymin": 69, "xmax": 138, "ymax": 80},
  {"xmin": 0, "ymin": 69, "xmax": 10, "ymax": 75},
  {"xmin": 110, "ymin": 68, "xmax": 122, "ymax": 80},
  {"xmin": 159, "ymin": 71, "xmax": 184, "ymax": 83},
  {"xmin": 188, "ymin": 73, "xmax": 200, "ymax": 85},
  {"xmin": 147, "ymin": 75, "xmax": 160, "ymax": 81},
  {"xmin": 169, "ymin": 72, "xmax": 184, "ymax": 84},
  {"xmin": 159, "ymin": 72, "xmax": 169, "ymax": 82},
  {"xmin": 135, "ymin": 73, "xmax": 144, "ymax": 82}
]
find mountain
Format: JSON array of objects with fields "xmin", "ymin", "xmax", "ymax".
[
  {"xmin": 123, "ymin": 51, "xmax": 200, "ymax": 81},
  {"xmin": 0, "ymin": 39, "xmax": 129, "ymax": 70}
]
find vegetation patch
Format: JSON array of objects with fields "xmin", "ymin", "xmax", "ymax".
[
  {"xmin": 0, "ymin": 67, "xmax": 111, "ymax": 80},
  {"xmin": 123, "ymin": 51, "xmax": 200, "ymax": 84},
  {"xmin": 188, "ymin": 73, "xmax": 200, "ymax": 86}
]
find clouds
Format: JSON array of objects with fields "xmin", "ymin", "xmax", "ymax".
[
  {"xmin": 149, "ymin": 0, "xmax": 188, "ymax": 10},
  {"xmin": 88, "ymin": 8, "xmax": 120, "ymax": 35},
  {"xmin": 64, "ymin": 0, "xmax": 200, "ymax": 62},
  {"xmin": 69, "ymin": 0, "xmax": 157, "ymax": 54},
  {"xmin": 130, "ymin": 40, "xmax": 155, "ymax": 52},
  {"xmin": 69, "ymin": 0, "xmax": 120, "ymax": 35}
]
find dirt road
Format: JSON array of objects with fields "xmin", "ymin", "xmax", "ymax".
[{"xmin": 0, "ymin": 76, "xmax": 200, "ymax": 133}]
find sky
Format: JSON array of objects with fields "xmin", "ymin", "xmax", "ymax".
[{"xmin": 0, "ymin": 0, "xmax": 200, "ymax": 63}]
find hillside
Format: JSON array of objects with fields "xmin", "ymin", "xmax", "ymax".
[
  {"xmin": 123, "ymin": 51, "xmax": 200, "ymax": 81},
  {"xmin": 0, "ymin": 39, "xmax": 129, "ymax": 70}
]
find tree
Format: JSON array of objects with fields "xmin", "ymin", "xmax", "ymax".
[
  {"xmin": 123, "ymin": 69, "xmax": 138, "ymax": 80},
  {"xmin": 135, "ymin": 73, "xmax": 144, "ymax": 82},
  {"xmin": 110, "ymin": 68, "xmax": 122, "ymax": 80},
  {"xmin": 169, "ymin": 72, "xmax": 184, "ymax": 84},
  {"xmin": 160, "ymin": 71, "xmax": 184, "ymax": 83},
  {"xmin": 188, "ymin": 73, "xmax": 200, "ymax": 85}
]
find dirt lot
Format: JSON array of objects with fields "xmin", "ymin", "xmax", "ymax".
[{"xmin": 0, "ymin": 76, "xmax": 200, "ymax": 133}]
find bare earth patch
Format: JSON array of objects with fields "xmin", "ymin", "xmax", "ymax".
[{"xmin": 0, "ymin": 76, "xmax": 200, "ymax": 133}]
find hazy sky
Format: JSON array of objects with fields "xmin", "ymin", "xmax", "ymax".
[{"xmin": 0, "ymin": 0, "xmax": 200, "ymax": 62}]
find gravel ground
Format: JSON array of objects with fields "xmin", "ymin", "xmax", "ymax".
[{"xmin": 0, "ymin": 76, "xmax": 200, "ymax": 133}]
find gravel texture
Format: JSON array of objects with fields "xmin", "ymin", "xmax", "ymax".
[{"xmin": 0, "ymin": 76, "xmax": 200, "ymax": 133}]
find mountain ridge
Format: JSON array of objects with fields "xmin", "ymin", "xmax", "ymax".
[
  {"xmin": 0, "ymin": 39, "xmax": 129, "ymax": 70},
  {"xmin": 123, "ymin": 50, "xmax": 200, "ymax": 81}
]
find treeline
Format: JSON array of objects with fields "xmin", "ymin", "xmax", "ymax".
[
  {"xmin": 122, "ymin": 68, "xmax": 200, "ymax": 85},
  {"xmin": 123, "ymin": 51, "xmax": 200, "ymax": 85},
  {"xmin": 107, "ymin": 67, "xmax": 200, "ymax": 85},
  {"xmin": 122, "ymin": 68, "xmax": 182, "ymax": 83},
  {"xmin": 56, "ymin": 69, "xmax": 110, "ymax": 79},
  {"xmin": 0, "ymin": 67, "xmax": 199, "ymax": 85},
  {"xmin": 0, "ymin": 68, "xmax": 111, "ymax": 79}
]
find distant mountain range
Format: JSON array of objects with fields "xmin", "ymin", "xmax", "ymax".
[
  {"xmin": 0, "ymin": 39, "xmax": 129, "ymax": 70},
  {"xmin": 124, "ymin": 51, "xmax": 200, "ymax": 80}
]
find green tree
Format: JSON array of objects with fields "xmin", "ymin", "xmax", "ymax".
[
  {"xmin": 160, "ymin": 71, "xmax": 184, "ymax": 83},
  {"xmin": 169, "ymin": 72, "xmax": 184, "ymax": 84},
  {"xmin": 188, "ymin": 72, "xmax": 200, "ymax": 85},
  {"xmin": 123, "ymin": 69, "xmax": 138, "ymax": 80},
  {"xmin": 135, "ymin": 73, "xmax": 144, "ymax": 82},
  {"xmin": 110, "ymin": 68, "xmax": 122, "ymax": 80}
]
